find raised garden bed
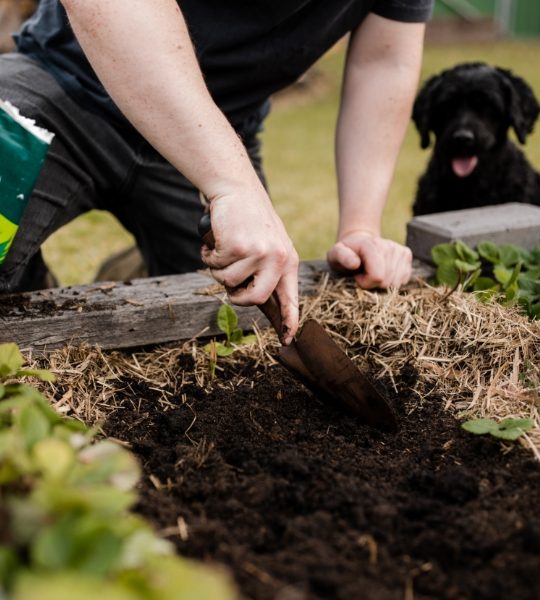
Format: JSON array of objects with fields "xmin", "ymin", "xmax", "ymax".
[
  {"xmin": 32, "ymin": 278, "xmax": 540, "ymax": 600},
  {"xmin": 105, "ymin": 360, "xmax": 540, "ymax": 600}
]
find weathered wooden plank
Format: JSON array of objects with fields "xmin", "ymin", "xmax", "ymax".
[
  {"xmin": 0, "ymin": 260, "xmax": 433, "ymax": 352},
  {"xmin": 0, "ymin": 261, "xmax": 322, "ymax": 352}
]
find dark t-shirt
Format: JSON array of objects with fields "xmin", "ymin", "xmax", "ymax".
[{"xmin": 14, "ymin": 0, "xmax": 433, "ymax": 129}]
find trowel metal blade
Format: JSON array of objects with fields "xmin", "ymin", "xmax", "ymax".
[{"xmin": 283, "ymin": 319, "xmax": 397, "ymax": 432}]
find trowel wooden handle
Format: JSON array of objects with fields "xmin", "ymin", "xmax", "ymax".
[
  {"xmin": 257, "ymin": 292, "xmax": 284, "ymax": 336},
  {"xmin": 198, "ymin": 212, "xmax": 216, "ymax": 249},
  {"xmin": 198, "ymin": 213, "xmax": 284, "ymax": 335}
]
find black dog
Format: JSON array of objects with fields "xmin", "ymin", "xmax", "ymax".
[{"xmin": 412, "ymin": 62, "xmax": 540, "ymax": 215}]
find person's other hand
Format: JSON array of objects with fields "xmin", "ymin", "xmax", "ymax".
[
  {"xmin": 201, "ymin": 187, "xmax": 299, "ymax": 345},
  {"xmin": 327, "ymin": 230, "xmax": 412, "ymax": 288}
]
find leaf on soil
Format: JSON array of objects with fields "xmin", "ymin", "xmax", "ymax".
[{"xmin": 462, "ymin": 417, "xmax": 535, "ymax": 441}]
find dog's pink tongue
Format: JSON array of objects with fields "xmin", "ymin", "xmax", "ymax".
[{"xmin": 452, "ymin": 156, "xmax": 478, "ymax": 177}]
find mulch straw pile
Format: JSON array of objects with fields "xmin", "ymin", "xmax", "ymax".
[{"xmin": 35, "ymin": 276, "xmax": 540, "ymax": 458}]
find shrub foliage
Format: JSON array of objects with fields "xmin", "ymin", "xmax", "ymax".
[
  {"xmin": 432, "ymin": 240, "xmax": 540, "ymax": 319},
  {"xmin": 0, "ymin": 343, "xmax": 237, "ymax": 600}
]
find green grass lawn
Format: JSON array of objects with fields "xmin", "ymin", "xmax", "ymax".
[{"xmin": 42, "ymin": 38, "xmax": 540, "ymax": 285}]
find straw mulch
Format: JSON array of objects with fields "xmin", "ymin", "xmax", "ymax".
[{"xmin": 33, "ymin": 276, "xmax": 540, "ymax": 459}]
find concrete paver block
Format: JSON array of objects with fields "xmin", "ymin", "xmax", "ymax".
[{"xmin": 406, "ymin": 203, "xmax": 540, "ymax": 263}]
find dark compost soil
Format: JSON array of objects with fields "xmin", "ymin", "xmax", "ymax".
[{"xmin": 101, "ymin": 357, "xmax": 540, "ymax": 600}]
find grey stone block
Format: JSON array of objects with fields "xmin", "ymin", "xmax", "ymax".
[{"xmin": 406, "ymin": 203, "xmax": 540, "ymax": 264}]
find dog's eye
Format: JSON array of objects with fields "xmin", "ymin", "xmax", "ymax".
[
  {"xmin": 467, "ymin": 92, "xmax": 503, "ymax": 117},
  {"xmin": 474, "ymin": 99, "xmax": 503, "ymax": 121},
  {"xmin": 432, "ymin": 99, "xmax": 454, "ymax": 117},
  {"xmin": 469, "ymin": 94, "xmax": 487, "ymax": 110},
  {"xmin": 430, "ymin": 101, "xmax": 456, "ymax": 128}
]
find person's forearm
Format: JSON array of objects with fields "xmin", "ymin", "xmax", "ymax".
[
  {"xmin": 60, "ymin": 0, "xmax": 263, "ymax": 200},
  {"xmin": 336, "ymin": 14, "xmax": 425, "ymax": 238}
]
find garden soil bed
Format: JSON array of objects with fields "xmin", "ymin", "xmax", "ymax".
[{"xmin": 101, "ymin": 357, "xmax": 540, "ymax": 600}]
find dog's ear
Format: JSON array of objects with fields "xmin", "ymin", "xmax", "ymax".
[
  {"xmin": 496, "ymin": 67, "xmax": 540, "ymax": 144},
  {"xmin": 412, "ymin": 75, "xmax": 442, "ymax": 149}
]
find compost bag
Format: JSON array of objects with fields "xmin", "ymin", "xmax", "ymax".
[{"xmin": 0, "ymin": 100, "xmax": 53, "ymax": 264}]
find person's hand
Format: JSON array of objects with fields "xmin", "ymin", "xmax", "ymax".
[
  {"xmin": 201, "ymin": 186, "xmax": 299, "ymax": 345},
  {"xmin": 327, "ymin": 230, "xmax": 412, "ymax": 288}
]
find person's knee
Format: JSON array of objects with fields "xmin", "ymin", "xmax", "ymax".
[{"xmin": 0, "ymin": 253, "xmax": 57, "ymax": 294}]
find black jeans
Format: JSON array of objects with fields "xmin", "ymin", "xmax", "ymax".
[{"xmin": 0, "ymin": 53, "xmax": 267, "ymax": 292}]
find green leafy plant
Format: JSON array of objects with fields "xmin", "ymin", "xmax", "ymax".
[
  {"xmin": 0, "ymin": 343, "xmax": 237, "ymax": 600},
  {"xmin": 204, "ymin": 304, "xmax": 257, "ymax": 377},
  {"xmin": 0, "ymin": 342, "xmax": 56, "ymax": 383},
  {"xmin": 462, "ymin": 417, "xmax": 535, "ymax": 441},
  {"xmin": 431, "ymin": 240, "xmax": 540, "ymax": 319}
]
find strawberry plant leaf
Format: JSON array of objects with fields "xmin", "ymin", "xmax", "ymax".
[
  {"xmin": 217, "ymin": 304, "xmax": 238, "ymax": 338},
  {"xmin": 477, "ymin": 241, "xmax": 500, "ymax": 263},
  {"xmin": 17, "ymin": 405, "xmax": 51, "ymax": 449},
  {"xmin": 461, "ymin": 418, "xmax": 497, "ymax": 435},
  {"xmin": 522, "ymin": 265, "xmax": 540, "ymax": 279},
  {"xmin": 431, "ymin": 243, "xmax": 459, "ymax": 266},
  {"xmin": 33, "ymin": 438, "xmax": 75, "ymax": 480},
  {"xmin": 527, "ymin": 244, "xmax": 540, "ymax": 265},
  {"xmin": 493, "ymin": 264, "xmax": 513, "ymax": 286},
  {"xmin": 473, "ymin": 276, "xmax": 497, "ymax": 291},
  {"xmin": 0, "ymin": 343, "xmax": 24, "ymax": 378},
  {"xmin": 2, "ymin": 383, "xmax": 43, "ymax": 401},
  {"xmin": 230, "ymin": 330, "xmax": 256, "ymax": 346},
  {"xmin": 215, "ymin": 342, "xmax": 235, "ymax": 357},
  {"xmin": 498, "ymin": 244, "xmax": 522, "ymax": 267},
  {"xmin": 71, "ymin": 523, "xmax": 124, "ymax": 577},
  {"xmin": 517, "ymin": 273, "xmax": 540, "ymax": 294},
  {"xmin": 455, "ymin": 240, "xmax": 479, "ymax": 263},
  {"xmin": 12, "ymin": 573, "xmax": 137, "ymax": 600},
  {"xmin": 436, "ymin": 262, "xmax": 460, "ymax": 288},
  {"xmin": 32, "ymin": 515, "xmax": 76, "ymax": 569},
  {"xmin": 463, "ymin": 268, "xmax": 482, "ymax": 290},
  {"xmin": 490, "ymin": 427, "xmax": 526, "ymax": 441},
  {"xmin": 462, "ymin": 417, "xmax": 535, "ymax": 441},
  {"xmin": 499, "ymin": 418, "xmax": 535, "ymax": 432},
  {"xmin": 506, "ymin": 262, "xmax": 523, "ymax": 290},
  {"xmin": 229, "ymin": 328, "xmax": 244, "ymax": 344},
  {"xmin": 455, "ymin": 259, "xmax": 481, "ymax": 274},
  {"xmin": 0, "ymin": 394, "xmax": 31, "ymax": 416},
  {"xmin": 17, "ymin": 369, "xmax": 56, "ymax": 382},
  {"xmin": 77, "ymin": 440, "xmax": 140, "ymax": 491},
  {"xmin": 142, "ymin": 554, "xmax": 239, "ymax": 600},
  {"xmin": 518, "ymin": 247, "xmax": 534, "ymax": 266},
  {"xmin": 504, "ymin": 283, "xmax": 518, "ymax": 303}
]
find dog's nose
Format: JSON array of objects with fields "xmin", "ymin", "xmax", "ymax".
[
  {"xmin": 452, "ymin": 129, "xmax": 475, "ymax": 142},
  {"xmin": 450, "ymin": 128, "xmax": 475, "ymax": 153},
  {"xmin": 452, "ymin": 129, "xmax": 475, "ymax": 144}
]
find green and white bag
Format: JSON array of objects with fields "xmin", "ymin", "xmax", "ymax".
[{"xmin": 0, "ymin": 100, "xmax": 54, "ymax": 264}]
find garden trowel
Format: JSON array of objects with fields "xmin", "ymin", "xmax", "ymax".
[{"xmin": 199, "ymin": 214, "xmax": 396, "ymax": 432}]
